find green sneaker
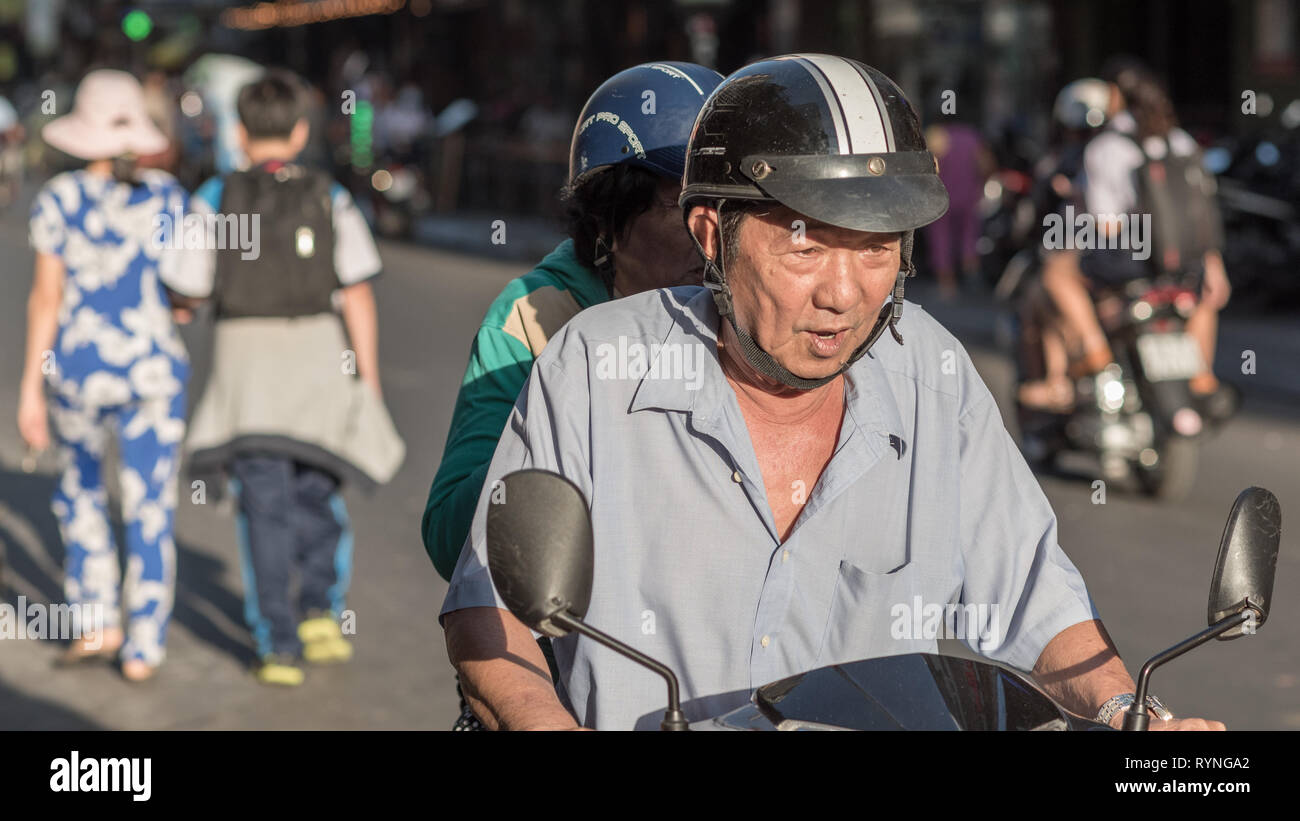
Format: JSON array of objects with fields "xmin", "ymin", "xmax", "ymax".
[
  {"xmin": 299, "ymin": 614, "xmax": 353, "ymax": 664},
  {"xmin": 257, "ymin": 654, "xmax": 305, "ymax": 686}
]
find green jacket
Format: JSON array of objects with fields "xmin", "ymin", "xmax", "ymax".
[{"xmin": 423, "ymin": 240, "xmax": 610, "ymax": 579}]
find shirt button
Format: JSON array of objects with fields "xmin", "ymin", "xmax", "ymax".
[
  {"xmin": 731, "ymin": 470, "xmax": 743, "ymax": 483},
  {"xmin": 760, "ymin": 635, "xmax": 770, "ymax": 648},
  {"xmin": 782, "ymin": 549, "xmax": 790, "ymax": 563}
]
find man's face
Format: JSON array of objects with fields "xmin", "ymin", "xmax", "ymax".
[
  {"xmin": 612, "ymin": 178, "xmax": 703, "ymax": 295},
  {"xmin": 694, "ymin": 203, "xmax": 901, "ymax": 382}
]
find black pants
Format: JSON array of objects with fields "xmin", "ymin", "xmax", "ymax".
[{"xmin": 230, "ymin": 453, "xmax": 350, "ymax": 658}]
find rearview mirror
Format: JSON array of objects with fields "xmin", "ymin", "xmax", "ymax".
[
  {"xmin": 1209, "ymin": 486, "xmax": 1281, "ymax": 638},
  {"xmin": 485, "ymin": 469, "xmax": 594, "ymax": 638}
]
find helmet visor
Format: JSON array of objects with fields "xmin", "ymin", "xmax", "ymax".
[{"xmin": 741, "ymin": 152, "xmax": 950, "ymax": 233}]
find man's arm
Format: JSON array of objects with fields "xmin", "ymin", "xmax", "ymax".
[
  {"xmin": 949, "ymin": 359, "xmax": 1222, "ymax": 730},
  {"xmin": 444, "ymin": 607, "xmax": 578, "ymax": 730},
  {"xmin": 1033, "ymin": 620, "xmax": 1225, "ymax": 730},
  {"xmin": 438, "ymin": 337, "xmax": 594, "ymax": 725}
]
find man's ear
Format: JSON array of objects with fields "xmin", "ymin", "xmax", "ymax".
[
  {"xmin": 236, "ymin": 123, "xmax": 249, "ymax": 154},
  {"xmin": 289, "ymin": 119, "xmax": 310, "ymax": 153},
  {"xmin": 687, "ymin": 205, "xmax": 721, "ymax": 261}
]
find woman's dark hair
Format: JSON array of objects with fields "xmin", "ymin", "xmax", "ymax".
[
  {"xmin": 236, "ymin": 69, "xmax": 309, "ymax": 140},
  {"xmin": 1103, "ymin": 56, "xmax": 1177, "ymax": 140},
  {"xmin": 562, "ymin": 163, "xmax": 662, "ymax": 289},
  {"xmin": 111, "ymin": 154, "xmax": 142, "ymax": 187}
]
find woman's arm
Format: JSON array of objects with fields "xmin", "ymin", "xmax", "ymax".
[
  {"xmin": 17, "ymin": 251, "xmax": 65, "ymax": 450},
  {"xmin": 423, "ymin": 327, "xmax": 534, "ymax": 579}
]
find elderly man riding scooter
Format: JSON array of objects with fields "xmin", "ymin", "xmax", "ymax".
[{"xmin": 440, "ymin": 55, "xmax": 1225, "ymax": 731}]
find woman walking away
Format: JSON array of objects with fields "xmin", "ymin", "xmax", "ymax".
[{"xmin": 19, "ymin": 70, "xmax": 197, "ymax": 681}]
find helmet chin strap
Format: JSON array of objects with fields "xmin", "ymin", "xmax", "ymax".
[
  {"xmin": 692, "ymin": 199, "xmax": 916, "ymax": 391},
  {"xmin": 593, "ymin": 235, "xmax": 617, "ymax": 299}
]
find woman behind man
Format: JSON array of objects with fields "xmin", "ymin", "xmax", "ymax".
[{"xmin": 18, "ymin": 70, "xmax": 195, "ymax": 681}]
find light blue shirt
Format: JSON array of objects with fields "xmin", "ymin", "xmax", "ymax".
[{"xmin": 441, "ymin": 286, "xmax": 1099, "ymax": 730}]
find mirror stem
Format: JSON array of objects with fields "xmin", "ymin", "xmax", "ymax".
[
  {"xmin": 1124, "ymin": 610, "xmax": 1253, "ymax": 731},
  {"xmin": 551, "ymin": 612, "xmax": 689, "ymax": 731}
]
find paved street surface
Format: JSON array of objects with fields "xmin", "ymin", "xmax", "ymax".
[{"xmin": 0, "ymin": 203, "xmax": 1296, "ymax": 730}]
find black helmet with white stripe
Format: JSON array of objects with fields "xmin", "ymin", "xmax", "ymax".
[{"xmin": 680, "ymin": 54, "xmax": 949, "ymax": 389}]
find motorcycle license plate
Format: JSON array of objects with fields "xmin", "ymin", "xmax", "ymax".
[{"xmin": 1136, "ymin": 333, "xmax": 1204, "ymax": 382}]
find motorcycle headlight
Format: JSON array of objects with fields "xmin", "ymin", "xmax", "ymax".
[{"xmin": 1101, "ymin": 379, "xmax": 1125, "ymax": 411}]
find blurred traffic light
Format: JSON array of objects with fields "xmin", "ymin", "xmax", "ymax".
[
  {"xmin": 122, "ymin": 9, "xmax": 153, "ymax": 42},
  {"xmin": 351, "ymin": 99, "xmax": 374, "ymax": 168}
]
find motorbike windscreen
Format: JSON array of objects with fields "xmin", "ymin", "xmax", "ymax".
[{"xmin": 752, "ymin": 653, "xmax": 1078, "ymax": 731}]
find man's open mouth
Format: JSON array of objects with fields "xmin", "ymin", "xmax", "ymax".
[{"xmin": 805, "ymin": 328, "xmax": 850, "ymax": 355}]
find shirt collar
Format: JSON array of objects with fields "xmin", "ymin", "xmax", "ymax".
[{"xmin": 629, "ymin": 287, "xmax": 908, "ymax": 456}]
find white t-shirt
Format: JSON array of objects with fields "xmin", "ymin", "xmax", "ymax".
[{"xmin": 1082, "ymin": 110, "xmax": 1201, "ymax": 217}]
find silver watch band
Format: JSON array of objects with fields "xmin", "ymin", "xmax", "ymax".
[{"xmin": 1096, "ymin": 692, "xmax": 1173, "ymax": 726}]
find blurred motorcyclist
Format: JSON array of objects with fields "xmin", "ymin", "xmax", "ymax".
[
  {"xmin": 1027, "ymin": 60, "xmax": 1234, "ymax": 419},
  {"xmin": 1016, "ymin": 78, "xmax": 1111, "ymax": 410}
]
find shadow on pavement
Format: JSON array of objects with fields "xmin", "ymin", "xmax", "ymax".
[
  {"xmin": 0, "ymin": 676, "xmax": 103, "ymax": 730},
  {"xmin": 0, "ymin": 464, "xmax": 257, "ymax": 671}
]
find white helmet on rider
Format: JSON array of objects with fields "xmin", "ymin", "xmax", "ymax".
[{"xmin": 1053, "ymin": 79, "xmax": 1110, "ymax": 131}]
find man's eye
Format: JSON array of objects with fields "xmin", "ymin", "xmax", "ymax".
[{"xmin": 794, "ymin": 246, "xmax": 820, "ymax": 257}]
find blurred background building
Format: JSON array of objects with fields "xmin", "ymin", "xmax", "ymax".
[{"xmin": 2, "ymin": 0, "xmax": 1298, "ymax": 304}]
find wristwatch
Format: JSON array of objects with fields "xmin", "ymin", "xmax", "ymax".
[{"xmin": 1095, "ymin": 692, "xmax": 1173, "ymax": 726}]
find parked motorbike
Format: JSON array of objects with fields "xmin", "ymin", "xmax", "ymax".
[
  {"xmin": 484, "ymin": 470, "xmax": 1280, "ymax": 731},
  {"xmin": 1010, "ymin": 270, "xmax": 1211, "ymax": 502},
  {"xmin": 367, "ymin": 160, "xmax": 424, "ymax": 239},
  {"xmin": 1203, "ymin": 132, "xmax": 1300, "ymax": 312},
  {"xmin": 976, "ymin": 166, "xmax": 1037, "ymax": 289}
]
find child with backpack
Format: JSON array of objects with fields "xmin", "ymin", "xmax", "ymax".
[{"xmin": 161, "ymin": 69, "xmax": 404, "ymax": 685}]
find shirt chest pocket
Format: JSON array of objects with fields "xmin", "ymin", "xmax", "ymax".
[{"xmin": 815, "ymin": 558, "xmax": 941, "ymax": 667}]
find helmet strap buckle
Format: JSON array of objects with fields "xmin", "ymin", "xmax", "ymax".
[
  {"xmin": 593, "ymin": 235, "xmax": 616, "ymax": 297},
  {"xmin": 888, "ymin": 273, "xmax": 907, "ymax": 345}
]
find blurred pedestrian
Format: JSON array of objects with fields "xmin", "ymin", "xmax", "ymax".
[
  {"xmin": 0, "ymin": 95, "xmax": 24, "ymax": 207},
  {"xmin": 161, "ymin": 69, "xmax": 404, "ymax": 687},
  {"xmin": 20, "ymin": 69, "xmax": 194, "ymax": 681},
  {"xmin": 923, "ymin": 121, "xmax": 993, "ymax": 299}
]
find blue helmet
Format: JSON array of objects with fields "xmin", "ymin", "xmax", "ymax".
[{"xmin": 568, "ymin": 61, "xmax": 723, "ymax": 188}]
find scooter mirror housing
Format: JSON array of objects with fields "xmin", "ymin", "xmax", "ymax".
[
  {"xmin": 486, "ymin": 469, "xmax": 594, "ymax": 639},
  {"xmin": 1208, "ymin": 486, "xmax": 1281, "ymax": 638},
  {"xmin": 1126, "ymin": 486, "xmax": 1282, "ymax": 730},
  {"xmin": 483, "ymin": 468, "xmax": 690, "ymax": 730}
]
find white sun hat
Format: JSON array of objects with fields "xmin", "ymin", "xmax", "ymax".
[{"xmin": 42, "ymin": 69, "xmax": 169, "ymax": 160}]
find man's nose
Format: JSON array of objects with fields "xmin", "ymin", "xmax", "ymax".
[{"xmin": 810, "ymin": 249, "xmax": 865, "ymax": 313}]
